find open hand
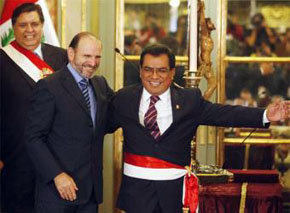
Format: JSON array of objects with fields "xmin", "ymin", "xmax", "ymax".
[
  {"xmin": 266, "ymin": 100, "xmax": 290, "ymax": 122},
  {"xmin": 54, "ymin": 172, "xmax": 78, "ymax": 201}
]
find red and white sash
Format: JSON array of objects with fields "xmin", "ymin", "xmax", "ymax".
[
  {"xmin": 2, "ymin": 41, "xmax": 54, "ymax": 82},
  {"xmin": 124, "ymin": 152, "xmax": 199, "ymax": 213}
]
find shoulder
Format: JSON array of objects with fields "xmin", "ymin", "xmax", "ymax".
[
  {"xmin": 110, "ymin": 84, "xmax": 142, "ymax": 104},
  {"xmin": 42, "ymin": 43, "xmax": 66, "ymax": 52},
  {"xmin": 91, "ymin": 75, "xmax": 110, "ymax": 88},
  {"xmin": 91, "ymin": 75, "xmax": 114, "ymax": 96},
  {"xmin": 41, "ymin": 67, "xmax": 66, "ymax": 87},
  {"xmin": 41, "ymin": 43, "xmax": 67, "ymax": 56},
  {"xmin": 116, "ymin": 84, "xmax": 142, "ymax": 96},
  {"xmin": 171, "ymin": 85, "xmax": 202, "ymax": 98}
]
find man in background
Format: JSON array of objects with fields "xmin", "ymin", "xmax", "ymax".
[
  {"xmin": 0, "ymin": 3, "xmax": 67, "ymax": 212},
  {"xmin": 25, "ymin": 32, "xmax": 113, "ymax": 213}
]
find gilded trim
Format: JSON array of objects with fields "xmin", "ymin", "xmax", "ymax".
[
  {"xmin": 60, "ymin": 0, "xmax": 66, "ymax": 48},
  {"xmin": 125, "ymin": 55, "xmax": 189, "ymax": 62},
  {"xmin": 225, "ymin": 56, "xmax": 290, "ymax": 63},
  {"xmin": 224, "ymin": 138, "xmax": 290, "ymax": 144},
  {"xmin": 239, "ymin": 182, "xmax": 248, "ymax": 213},
  {"xmin": 81, "ymin": 0, "xmax": 87, "ymax": 31}
]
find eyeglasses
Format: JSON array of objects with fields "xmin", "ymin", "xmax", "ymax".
[{"xmin": 141, "ymin": 67, "xmax": 171, "ymax": 75}]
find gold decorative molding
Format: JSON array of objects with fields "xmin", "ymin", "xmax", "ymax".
[
  {"xmin": 216, "ymin": 0, "xmax": 227, "ymax": 166},
  {"xmin": 224, "ymin": 56, "xmax": 290, "ymax": 63},
  {"xmin": 224, "ymin": 138, "xmax": 290, "ymax": 144},
  {"xmin": 81, "ymin": 0, "xmax": 87, "ymax": 31},
  {"xmin": 60, "ymin": 0, "xmax": 66, "ymax": 48},
  {"xmin": 239, "ymin": 182, "xmax": 248, "ymax": 213},
  {"xmin": 125, "ymin": 55, "xmax": 189, "ymax": 62},
  {"xmin": 114, "ymin": 0, "xmax": 125, "ymax": 212}
]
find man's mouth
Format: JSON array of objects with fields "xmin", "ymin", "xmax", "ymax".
[
  {"xmin": 149, "ymin": 81, "xmax": 161, "ymax": 87},
  {"xmin": 24, "ymin": 35, "xmax": 35, "ymax": 39}
]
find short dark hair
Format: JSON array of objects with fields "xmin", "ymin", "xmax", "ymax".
[
  {"xmin": 69, "ymin": 32, "xmax": 97, "ymax": 49},
  {"xmin": 125, "ymin": 35, "xmax": 137, "ymax": 47},
  {"xmin": 140, "ymin": 44, "xmax": 175, "ymax": 69},
  {"xmin": 12, "ymin": 3, "xmax": 44, "ymax": 26}
]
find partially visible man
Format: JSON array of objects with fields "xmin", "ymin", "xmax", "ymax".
[
  {"xmin": 25, "ymin": 32, "xmax": 113, "ymax": 213},
  {"xmin": 108, "ymin": 44, "xmax": 290, "ymax": 213},
  {"xmin": 0, "ymin": 3, "xmax": 67, "ymax": 213}
]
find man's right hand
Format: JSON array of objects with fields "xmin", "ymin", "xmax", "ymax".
[{"xmin": 54, "ymin": 172, "xmax": 78, "ymax": 201}]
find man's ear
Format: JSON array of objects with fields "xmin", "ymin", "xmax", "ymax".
[
  {"xmin": 139, "ymin": 66, "xmax": 142, "ymax": 78},
  {"xmin": 171, "ymin": 68, "xmax": 176, "ymax": 79},
  {"xmin": 67, "ymin": 47, "xmax": 74, "ymax": 61}
]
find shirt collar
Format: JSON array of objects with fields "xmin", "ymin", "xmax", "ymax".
[
  {"xmin": 33, "ymin": 44, "xmax": 43, "ymax": 59},
  {"xmin": 142, "ymin": 87, "xmax": 171, "ymax": 103},
  {"xmin": 67, "ymin": 63, "xmax": 87, "ymax": 84}
]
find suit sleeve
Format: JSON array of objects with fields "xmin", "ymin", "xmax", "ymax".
[
  {"xmin": 25, "ymin": 80, "xmax": 62, "ymax": 183},
  {"xmin": 95, "ymin": 76, "xmax": 120, "ymax": 134},
  {"xmin": 195, "ymin": 90, "xmax": 268, "ymax": 128},
  {"xmin": 100, "ymin": 76, "xmax": 114, "ymax": 98}
]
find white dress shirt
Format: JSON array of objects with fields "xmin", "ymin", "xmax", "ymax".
[{"xmin": 139, "ymin": 88, "xmax": 172, "ymax": 135}]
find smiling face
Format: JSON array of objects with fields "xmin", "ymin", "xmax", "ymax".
[
  {"xmin": 140, "ymin": 54, "xmax": 175, "ymax": 96},
  {"xmin": 68, "ymin": 36, "xmax": 102, "ymax": 79},
  {"xmin": 13, "ymin": 11, "xmax": 43, "ymax": 51}
]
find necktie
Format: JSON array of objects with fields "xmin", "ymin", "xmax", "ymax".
[
  {"xmin": 144, "ymin": 96, "xmax": 161, "ymax": 140},
  {"xmin": 79, "ymin": 79, "xmax": 91, "ymax": 111}
]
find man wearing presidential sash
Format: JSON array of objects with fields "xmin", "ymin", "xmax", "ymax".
[
  {"xmin": 107, "ymin": 44, "xmax": 290, "ymax": 213},
  {"xmin": 0, "ymin": 3, "xmax": 67, "ymax": 212}
]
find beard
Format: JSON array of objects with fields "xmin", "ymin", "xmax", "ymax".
[{"xmin": 75, "ymin": 62, "xmax": 98, "ymax": 79}]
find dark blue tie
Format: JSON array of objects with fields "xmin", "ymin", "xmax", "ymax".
[{"xmin": 79, "ymin": 79, "xmax": 91, "ymax": 111}]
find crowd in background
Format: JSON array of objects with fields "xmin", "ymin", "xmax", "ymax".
[{"xmin": 226, "ymin": 12, "xmax": 290, "ymax": 125}]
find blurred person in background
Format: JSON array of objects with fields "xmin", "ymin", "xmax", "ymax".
[{"xmin": 244, "ymin": 13, "xmax": 277, "ymax": 55}]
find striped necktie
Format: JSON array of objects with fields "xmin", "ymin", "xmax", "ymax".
[
  {"xmin": 144, "ymin": 96, "xmax": 161, "ymax": 141},
  {"xmin": 79, "ymin": 79, "xmax": 91, "ymax": 111}
]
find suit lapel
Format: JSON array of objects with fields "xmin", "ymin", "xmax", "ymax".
[
  {"xmin": 131, "ymin": 85, "xmax": 143, "ymax": 122},
  {"xmin": 170, "ymin": 85, "xmax": 184, "ymax": 123},
  {"xmin": 60, "ymin": 67, "xmax": 91, "ymax": 116}
]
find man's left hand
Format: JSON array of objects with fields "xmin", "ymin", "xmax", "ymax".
[{"xmin": 266, "ymin": 100, "xmax": 290, "ymax": 122}]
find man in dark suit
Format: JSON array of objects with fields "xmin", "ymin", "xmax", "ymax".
[
  {"xmin": 108, "ymin": 44, "xmax": 290, "ymax": 213},
  {"xmin": 25, "ymin": 32, "xmax": 113, "ymax": 213},
  {"xmin": 0, "ymin": 3, "xmax": 67, "ymax": 212}
]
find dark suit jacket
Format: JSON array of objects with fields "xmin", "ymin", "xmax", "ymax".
[
  {"xmin": 0, "ymin": 43, "xmax": 67, "ymax": 172},
  {"xmin": 25, "ymin": 66, "xmax": 114, "ymax": 204},
  {"xmin": 108, "ymin": 84, "xmax": 268, "ymax": 211}
]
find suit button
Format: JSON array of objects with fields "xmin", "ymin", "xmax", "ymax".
[{"xmin": 154, "ymin": 144, "xmax": 159, "ymax": 148}]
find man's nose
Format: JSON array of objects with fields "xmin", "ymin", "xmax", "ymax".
[
  {"xmin": 152, "ymin": 70, "xmax": 159, "ymax": 78},
  {"xmin": 89, "ymin": 58, "xmax": 98, "ymax": 67},
  {"xmin": 26, "ymin": 24, "xmax": 33, "ymax": 32}
]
